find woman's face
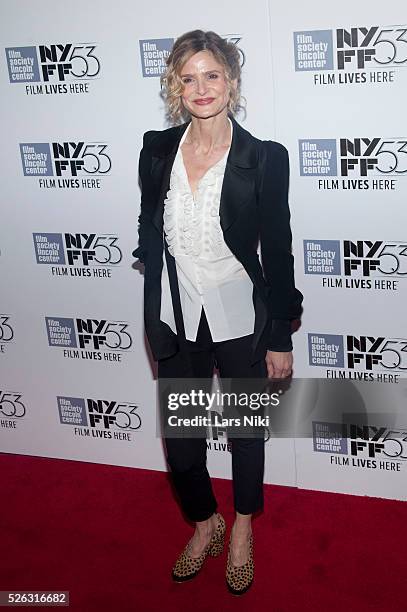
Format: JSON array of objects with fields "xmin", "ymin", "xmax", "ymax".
[{"xmin": 179, "ymin": 50, "xmax": 235, "ymax": 119}]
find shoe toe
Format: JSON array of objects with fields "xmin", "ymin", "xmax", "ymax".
[
  {"xmin": 226, "ymin": 534, "xmax": 254, "ymax": 594},
  {"xmin": 172, "ymin": 513, "xmax": 227, "ymax": 582}
]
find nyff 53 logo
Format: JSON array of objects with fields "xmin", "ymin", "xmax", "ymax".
[
  {"xmin": 304, "ymin": 239, "xmax": 406, "ymax": 291},
  {"xmin": 58, "ymin": 396, "xmax": 141, "ymax": 432},
  {"xmin": 0, "ymin": 390, "xmax": 26, "ymax": 419},
  {"xmin": 139, "ymin": 35, "xmax": 244, "ymax": 78},
  {"xmin": 222, "ymin": 35, "xmax": 245, "ymax": 67},
  {"xmin": 20, "ymin": 142, "xmax": 111, "ymax": 177},
  {"xmin": 299, "ymin": 138, "xmax": 407, "ymax": 177},
  {"xmin": 294, "ymin": 25, "xmax": 407, "ymax": 71},
  {"xmin": 0, "ymin": 315, "xmax": 15, "ymax": 355},
  {"xmin": 33, "ymin": 233, "xmax": 122, "ymax": 266},
  {"xmin": 308, "ymin": 333, "xmax": 405, "ymax": 381},
  {"xmin": 313, "ymin": 420, "xmax": 407, "ymax": 466},
  {"xmin": 6, "ymin": 44, "xmax": 100, "ymax": 83},
  {"xmin": 341, "ymin": 240, "xmax": 406, "ymax": 276},
  {"xmin": 45, "ymin": 317, "xmax": 132, "ymax": 363},
  {"xmin": 46, "ymin": 317, "xmax": 132, "ymax": 349},
  {"xmin": 0, "ymin": 315, "xmax": 14, "ymax": 343}
]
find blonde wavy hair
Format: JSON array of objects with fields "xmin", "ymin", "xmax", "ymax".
[{"xmin": 160, "ymin": 30, "xmax": 244, "ymax": 124}]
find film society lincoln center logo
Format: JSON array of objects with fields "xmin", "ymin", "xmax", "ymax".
[
  {"xmin": 308, "ymin": 333, "xmax": 405, "ymax": 383},
  {"xmin": 293, "ymin": 25, "xmax": 407, "ymax": 85},
  {"xmin": 139, "ymin": 35, "xmax": 245, "ymax": 77},
  {"xmin": 45, "ymin": 317, "xmax": 132, "ymax": 363},
  {"xmin": 19, "ymin": 141, "xmax": 111, "ymax": 189},
  {"xmin": 57, "ymin": 396, "xmax": 141, "ymax": 440},
  {"xmin": 5, "ymin": 43, "xmax": 100, "ymax": 95},
  {"xmin": 313, "ymin": 420, "xmax": 407, "ymax": 473},
  {"xmin": 139, "ymin": 38, "xmax": 173, "ymax": 77},
  {"xmin": 298, "ymin": 137, "xmax": 407, "ymax": 191},
  {"xmin": 303, "ymin": 239, "xmax": 406, "ymax": 292},
  {"xmin": 33, "ymin": 233, "xmax": 122, "ymax": 279}
]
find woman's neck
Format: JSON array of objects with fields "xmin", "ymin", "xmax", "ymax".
[{"xmin": 184, "ymin": 112, "xmax": 231, "ymax": 155}]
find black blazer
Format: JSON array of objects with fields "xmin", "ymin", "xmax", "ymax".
[{"xmin": 133, "ymin": 113, "xmax": 303, "ymax": 365}]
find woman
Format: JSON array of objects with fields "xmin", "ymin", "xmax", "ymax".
[{"xmin": 133, "ymin": 30, "xmax": 303, "ymax": 595}]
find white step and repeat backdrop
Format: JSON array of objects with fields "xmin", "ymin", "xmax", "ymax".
[{"xmin": 1, "ymin": 0, "xmax": 406, "ymax": 500}]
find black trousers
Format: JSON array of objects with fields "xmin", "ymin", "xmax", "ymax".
[{"xmin": 158, "ymin": 307, "xmax": 268, "ymax": 522}]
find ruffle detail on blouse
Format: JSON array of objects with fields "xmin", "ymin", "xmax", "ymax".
[
  {"xmin": 163, "ymin": 170, "xmax": 194, "ymax": 257},
  {"xmin": 163, "ymin": 148, "xmax": 231, "ymax": 259}
]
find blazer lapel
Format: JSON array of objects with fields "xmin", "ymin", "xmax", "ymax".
[
  {"xmin": 150, "ymin": 121, "xmax": 189, "ymax": 234},
  {"xmin": 150, "ymin": 113, "xmax": 259, "ymax": 235},
  {"xmin": 220, "ymin": 114, "xmax": 259, "ymax": 231}
]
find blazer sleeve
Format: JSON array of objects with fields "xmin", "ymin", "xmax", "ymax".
[
  {"xmin": 258, "ymin": 140, "xmax": 304, "ymax": 351},
  {"xmin": 132, "ymin": 130, "xmax": 157, "ymax": 264}
]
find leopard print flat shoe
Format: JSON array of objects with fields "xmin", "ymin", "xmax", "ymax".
[
  {"xmin": 172, "ymin": 513, "xmax": 226, "ymax": 582},
  {"xmin": 226, "ymin": 533, "xmax": 254, "ymax": 595}
]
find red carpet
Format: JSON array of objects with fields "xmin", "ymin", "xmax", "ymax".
[{"xmin": 1, "ymin": 452, "xmax": 405, "ymax": 611}]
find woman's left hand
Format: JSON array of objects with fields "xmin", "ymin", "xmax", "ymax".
[{"xmin": 265, "ymin": 350, "xmax": 293, "ymax": 379}]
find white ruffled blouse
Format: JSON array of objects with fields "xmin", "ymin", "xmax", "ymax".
[{"xmin": 160, "ymin": 116, "xmax": 256, "ymax": 342}]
